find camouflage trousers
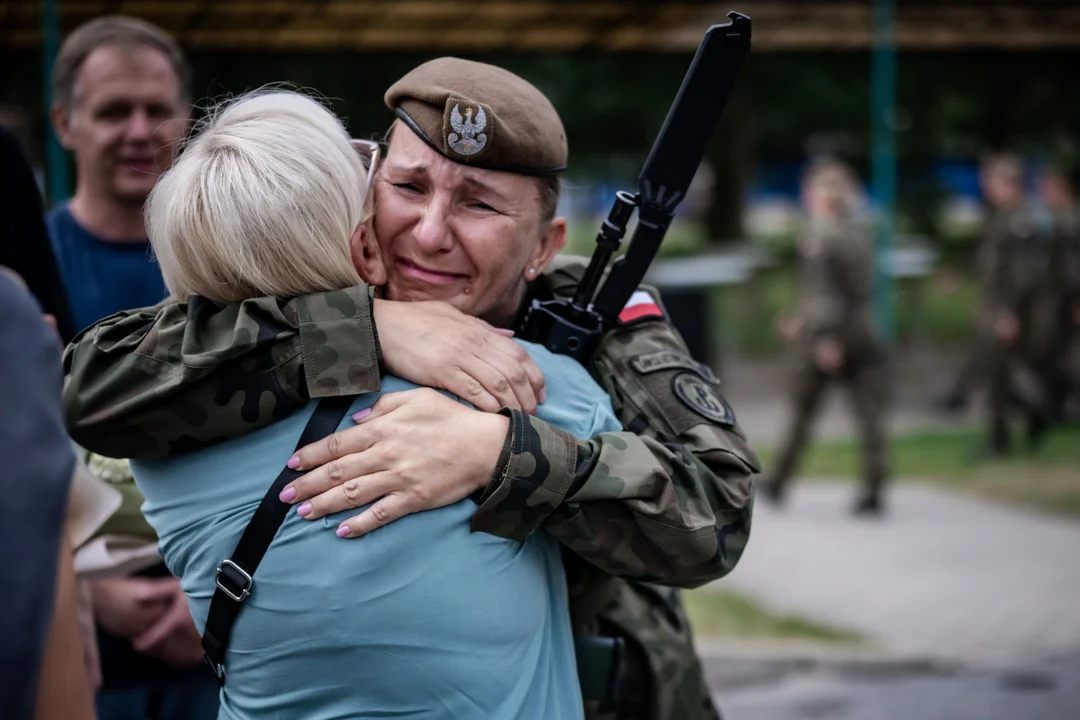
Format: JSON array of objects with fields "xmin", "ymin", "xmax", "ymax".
[
  {"xmin": 574, "ymin": 574, "xmax": 721, "ymax": 720},
  {"xmin": 984, "ymin": 315, "xmax": 1080, "ymax": 450},
  {"xmin": 770, "ymin": 354, "xmax": 888, "ymax": 499},
  {"xmin": 945, "ymin": 330, "xmax": 996, "ymax": 400},
  {"xmin": 985, "ymin": 342, "xmax": 1049, "ymax": 450},
  {"xmin": 1026, "ymin": 307, "xmax": 1080, "ymax": 419}
]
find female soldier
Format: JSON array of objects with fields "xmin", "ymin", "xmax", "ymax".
[{"xmin": 763, "ymin": 159, "xmax": 889, "ymax": 516}]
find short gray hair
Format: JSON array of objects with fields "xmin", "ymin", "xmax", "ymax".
[
  {"xmin": 537, "ymin": 174, "xmax": 561, "ymax": 222},
  {"xmin": 146, "ymin": 89, "xmax": 368, "ymax": 303},
  {"xmin": 53, "ymin": 15, "xmax": 192, "ymax": 111}
]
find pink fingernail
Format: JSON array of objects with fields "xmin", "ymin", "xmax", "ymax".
[
  {"xmin": 539, "ymin": 389, "xmax": 547, "ymax": 403},
  {"xmin": 287, "ymin": 455, "xmax": 300, "ymax": 470},
  {"xmin": 336, "ymin": 525, "xmax": 352, "ymax": 538},
  {"xmin": 352, "ymin": 408, "xmax": 371, "ymax": 422},
  {"xmin": 297, "ymin": 502, "xmax": 312, "ymax": 517},
  {"xmin": 496, "ymin": 328, "xmax": 515, "ymax": 336},
  {"xmin": 279, "ymin": 486, "xmax": 296, "ymax": 503}
]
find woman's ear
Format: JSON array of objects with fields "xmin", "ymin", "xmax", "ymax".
[
  {"xmin": 350, "ymin": 222, "xmax": 388, "ymax": 287},
  {"xmin": 524, "ymin": 217, "xmax": 567, "ymax": 281}
]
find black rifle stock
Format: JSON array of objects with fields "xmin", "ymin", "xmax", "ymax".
[{"xmin": 518, "ymin": 11, "xmax": 751, "ymax": 361}]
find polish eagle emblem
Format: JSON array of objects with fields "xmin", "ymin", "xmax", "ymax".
[{"xmin": 448, "ymin": 103, "xmax": 488, "ymax": 156}]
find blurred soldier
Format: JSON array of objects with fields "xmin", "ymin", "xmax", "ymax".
[
  {"xmin": 975, "ymin": 155, "xmax": 1050, "ymax": 455},
  {"xmin": 936, "ymin": 155, "xmax": 1054, "ymax": 441},
  {"xmin": 761, "ymin": 159, "xmax": 889, "ymax": 515},
  {"xmin": 1032, "ymin": 164, "xmax": 1080, "ymax": 421}
]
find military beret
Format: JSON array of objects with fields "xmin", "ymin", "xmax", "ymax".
[{"xmin": 384, "ymin": 57, "xmax": 567, "ymax": 177}]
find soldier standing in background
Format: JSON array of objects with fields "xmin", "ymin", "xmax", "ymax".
[
  {"xmin": 1034, "ymin": 164, "xmax": 1080, "ymax": 422},
  {"xmin": 936, "ymin": 157, "xmax": 1041, "ymax": 422},
  {"xmin": 761, "ymin": 159, "xmax": 889, "ymax": 516},
  {"xmin": 975, "ymin": 155, "xmax": 1051, "ymax": 455}
]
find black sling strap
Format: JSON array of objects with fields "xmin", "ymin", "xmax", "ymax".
[{"xmin": 201, "ymin": 395, "xmax": 356, "ymax": 684}]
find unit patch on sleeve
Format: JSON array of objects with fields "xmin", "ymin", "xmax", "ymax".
[
  {"xmin": 618, "ymin": 290, "xmax": 664, "ymax": 325},
  {"xmin": 672, "ymin": 371, "xmax": 736, "ymax": 426},
  {"xmin": 630, "ymin": 350, "xmax": 718, "ymax": 383}
]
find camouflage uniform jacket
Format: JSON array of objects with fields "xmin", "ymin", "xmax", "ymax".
[
  {"xmin": 794, "ymin": 219, "xmax": 881, "ymax": 361},
  {"xmin": 1050, "ymin": 205, "xmax": 1080, "ymax": 308},
  {"xmin": 976, "ymin": 206, "xmax": 1037, "ymax": 325},
  {"xmin": 63, "ymin": 255, "xmax": 760, "ymax": 718}
]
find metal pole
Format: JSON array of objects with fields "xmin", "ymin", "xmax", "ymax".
[
  {"xmin": 870, "ymin": 0, "xmax": 896, "ymax": 344},
  {"xmin": 42, "ymin": 0, "xmax": 69, "ymax": 206}
]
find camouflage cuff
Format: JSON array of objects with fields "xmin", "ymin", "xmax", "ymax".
[
  {"xmin": 368, "ymin": 286, "xmax": 386, "ymax": 376},
  {"xmin": 469, "ymin": 408, "xmax": 577, "ymax": 542},
  {"xmin": 297, "ymin": 286, "xmax": 382, "ymax": 397},
  {"xmin": 469, "ymin": 408, "xmax": 514, "ymax": 506}
]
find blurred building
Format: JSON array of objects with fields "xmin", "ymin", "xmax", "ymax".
[
  {"xmin": 3, "ymin": 1, "xmax": 1080, "ymax": 52},
  {"xmin": 3, "ymin": 0, "xmax": 1078, "ymax": 359}
]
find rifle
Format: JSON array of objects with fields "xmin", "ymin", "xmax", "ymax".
[{"xmin": 518, "ymin": 11, "xmax": 752, "ymax": 360}]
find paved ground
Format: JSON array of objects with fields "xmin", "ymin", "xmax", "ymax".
[
  {"xmin": 697, "ymin": 479, "xmax": 1080, "ymax": 718},
  {"xmin": 708, "ymin": 481, "xmax": 1080, "ymax": 667},
  {"xmin": 715, "ymin": 652, "xmax": 1080, "ymax": 720},
  {"xmin": 695, "ymin": 346, "xmax": 1080, "ymax": 716}
]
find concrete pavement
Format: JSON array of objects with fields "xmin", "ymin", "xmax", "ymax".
[
  {"xmin": 706, "ymin": 481, "xmax": 1080, "ymax": 668},
  {"xmin": 716, "ymin": 651, "xmax": 1080, "ymax": 720}
]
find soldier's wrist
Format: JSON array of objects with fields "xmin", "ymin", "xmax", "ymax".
[
  {"xmin": 469, "ymin": 408, "xmax": 514, "ymax": 505},
  {"xmin": 369, "ymin": 289, "xmax": 386, "ymax": 377}
]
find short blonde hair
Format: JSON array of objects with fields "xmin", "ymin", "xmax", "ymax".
[
  {"xmin": 802, "ymin": 158, "xmax": 863, "ymax": 217},
  {"xmin": 980, "ymin": 153, "xmax": 1024, "ymax": 187},
  {"xmin": 147, "ymin": 90, "xmax": 369, "ymax": 303}
]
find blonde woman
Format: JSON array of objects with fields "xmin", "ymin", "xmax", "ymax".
[
  {"xmin": 763, "ymin": 159, "xmax": 890, "ymax": 516},
  {"xmin": 123, "ymin": 90, "xmax": 620, "ymax": 718}
]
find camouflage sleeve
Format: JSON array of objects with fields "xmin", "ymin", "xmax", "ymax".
[
  {"xmin": 803, "ymin": 284, "xmax": 846, "ymax": 342},
  {"xmin": 833, "ymin": 230, "xmax": 877, "ymax": 349},
  {"xmin": 62, "ymin": 286, "xmax": 380, "ymax": 459},
  {"xmin": 804, "ymin": 229, "xmax": 871, "ymax": 343},
  {"xmin": 841, "ymin": 231, "xmax": 875, "ymax": 307},
  {"xmin": 985, "ymin": 233, "xmax": 1021, "ymax": 316},
  {"xmin": 1060, "ymin": 213, "xmax": 1080, "ymax": 303},
  {"xmin": 471, "ymin": 286, "xmax": 760, "ymax": 588},
  {"xmin": 980, "ymin": 216, "xmax": 1028, "ymax": 317}
]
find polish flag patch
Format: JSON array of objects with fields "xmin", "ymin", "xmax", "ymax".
[{"xmin": 618, "ymin": 290, "xmax": 664, "ymax": 324}]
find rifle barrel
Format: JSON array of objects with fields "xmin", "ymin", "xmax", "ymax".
[{"xmin": 572, "ymin": 191, "xmax": 638, "ymax": 310}]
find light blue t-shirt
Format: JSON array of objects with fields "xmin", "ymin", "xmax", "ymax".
[{"xmin": 132, "ymin": 341, "xmax": 621, "ymax": 720}]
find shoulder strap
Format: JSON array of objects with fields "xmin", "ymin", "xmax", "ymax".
[{"xmin": 201, "ymin": 395, "xmax": 356, "ymax": 684}]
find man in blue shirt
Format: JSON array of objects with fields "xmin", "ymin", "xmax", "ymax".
[
  {"xmin": 46, "ymin": 15, "xmax": 189, "ymax": 332},
  {"xmin": 46, "ymin": 207, "xmax": 169, "ymax": 332},
  {"xmin": 46, "ymin": 15, "xmax": 219, "ymax": 720}
]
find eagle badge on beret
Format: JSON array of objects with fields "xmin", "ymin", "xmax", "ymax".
[{"xmin": 446, "ymin": 100, "xmax": 490, "ymax": 158}]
